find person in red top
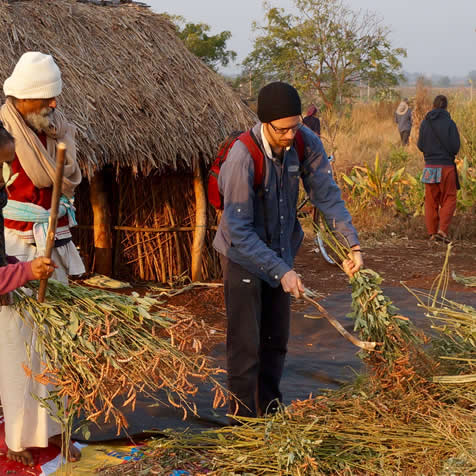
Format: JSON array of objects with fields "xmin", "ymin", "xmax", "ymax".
[
  {"xmin": 0, "ymin": 52, "xmax": 83, "ymax": 466},
  {"xmin": 0, "ymin": 125, "xmax": 56, "ymax": 295}
]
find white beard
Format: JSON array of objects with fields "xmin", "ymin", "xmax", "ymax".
[{"xmin": 25, "ymin": 107, "xmax": 54, "ymax": 133}]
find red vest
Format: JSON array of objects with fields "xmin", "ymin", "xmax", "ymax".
[{"xmin": 5, "ymin": 133, "xmax": 69, "ymax": 233}]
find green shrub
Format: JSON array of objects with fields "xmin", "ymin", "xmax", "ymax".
[
  {"xmin": 456, "ymin": 156, "xmax": 476, "ymax": 212},
  {"xmin": 451, "ymin": 99, "xmax": 476, "ymax": 162},
  {"xmin": 388, "ymin": 145, "xmax": 409, "ymax": 169},
  {"xmin": 394, "ymin": 172, "xmax": 425, "ymax": 217},
  {"xmin": 341, "ymin": 153, "xmax": 406, "ymax": 210}
]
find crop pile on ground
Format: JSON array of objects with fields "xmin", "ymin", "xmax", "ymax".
[
  {"xmin": 100, "ymin": 244, "xmax": 474, "ymax": 475},
  {"xmin": 14, "ymin": 281, "xmax": 225, "ymax": 444}
]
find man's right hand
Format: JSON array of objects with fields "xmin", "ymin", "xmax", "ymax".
[
  {"xmin": 280, "ymin": 270, "xmax": 304, "ymax": 298},
  {"xmin": 30, "ymin": 257, "xmax": 57, "ymax": 280}
]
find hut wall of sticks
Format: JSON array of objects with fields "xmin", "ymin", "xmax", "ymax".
[{"xmin": 0, "ymin": 0, "xmax": 255, "ymax": 282}]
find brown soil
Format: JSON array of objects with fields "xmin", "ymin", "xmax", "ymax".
[{"xmin": 165, "ymin": 236, "xmax": 476, "ymax": 327}]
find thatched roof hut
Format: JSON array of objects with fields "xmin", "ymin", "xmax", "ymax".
[
  {"xmin": 0, "ymin": 0, "xmax": 254, "ymax": 176},
  {"xmin": 0, "ymin": 0, "xmax": 256, "ymax": 282}
]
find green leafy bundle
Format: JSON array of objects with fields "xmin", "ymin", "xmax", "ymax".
[
  {"xmin": 14, "ymin": 280, "xmax": 225, "ymax": 441},
  {"xmin": 312, "ymin": 217, "xmax": 420, "ymax": 365},
  {"xmin": 349, "ymin": 268, "xmax": 420, "ymax": 363}
]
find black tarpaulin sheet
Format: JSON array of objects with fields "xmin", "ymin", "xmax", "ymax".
[{"xmin": 76, "ymin": 287, "xmax": 475, "ymax": 442}]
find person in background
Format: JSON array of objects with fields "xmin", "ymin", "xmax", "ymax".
[
  {"xmin": 214, "ymin": 82, "xmax": 362, "ymax": 422},
  {"xmin": 303, "ymin": 104, "xmax": 321, "ymax": 136},
  {"xmin": 0, "ymin": 51, "xmax": 83, "ymax": 466},
  {"xmin": 417, "ymin": 94, "xmax": 460, "ymax": 243},
  {"xmin": 395, "ymin": 97, "xmax": 412, "ymax": 146}
]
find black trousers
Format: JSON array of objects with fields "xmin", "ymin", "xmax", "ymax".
[
  {"xmin": 220, "ymin": 255, "xmax": 290, "ymax": 418},
  {"xmin": 400, "ymin": 129, "xmax": 410, "ymax": 145}
]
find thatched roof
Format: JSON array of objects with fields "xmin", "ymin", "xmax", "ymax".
[{"xmin": 0, "ymin": 0, "xmax": 256, "ymax": 177}]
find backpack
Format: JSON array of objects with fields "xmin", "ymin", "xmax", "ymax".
[{"xmin": 207, "ymin": 128, "xmax": 305, "ymax": 210}]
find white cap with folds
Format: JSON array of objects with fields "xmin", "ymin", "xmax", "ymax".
[{"xmin": 3, "ymin": 51, "xmax": 62, "ymax": 99}]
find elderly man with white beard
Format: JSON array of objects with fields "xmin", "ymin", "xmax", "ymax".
[{"xmin": 0, "ymin": 52, "xmax": 84, "ymax": 466}]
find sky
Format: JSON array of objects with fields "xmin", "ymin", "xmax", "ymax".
[{"xmin": 151, "ymin": 0, "xmax": 476, "ymax": 78}]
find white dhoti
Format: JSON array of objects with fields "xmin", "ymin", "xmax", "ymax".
[{"xmin": 0, "ymin": 229, "xmax": 84, "ymax": 451}]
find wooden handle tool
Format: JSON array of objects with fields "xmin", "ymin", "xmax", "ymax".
[
  {"xmin": 302, "ymin": 292, "xmax": 377, "ymax": 351},
  {"xmin": 38, "ymin": 143, "xmax": 66, "ymax": 303}
]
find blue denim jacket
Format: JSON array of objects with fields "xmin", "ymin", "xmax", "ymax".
[{"xmin": 213, "ymin": 123, "xmax": 359, "ymax": 287}]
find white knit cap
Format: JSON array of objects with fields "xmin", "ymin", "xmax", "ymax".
[{"xmin": 3, "ymin": 52, "xmax": 62, "ymax": 99}]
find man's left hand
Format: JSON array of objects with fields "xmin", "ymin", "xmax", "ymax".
[{"xmin": 342, "ymin": 248, "xmax": 363, "ymax": 278}]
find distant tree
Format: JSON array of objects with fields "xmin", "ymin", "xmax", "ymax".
[
  {"xmin": 399, "ymin": 72, "xmax": 410, "ymax": 85},
  {"xmin": 170, "ymin": 16, "xmax": 237, "ymax": 71},
  {"xmin": 243, "ymin": 0, "xmax": 406, "ymax": 110},
  {"xmin": 468, "ymin": 70, "xmax": 476, "ymax": 83},
  {"xmin": 438, "ymin": 76, "xmax": 451, "ymax": 87}
]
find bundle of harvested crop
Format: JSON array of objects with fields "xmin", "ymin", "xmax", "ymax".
[
  {"xmin": 102, "ymin": 382, "xmax": 475, "ymax": 476},
  {"xmin": 14, "ymin": 280, "xmax": 226, "ymax": 441},
  {"xmin": 407, "ymin": 244, "xmax": 476, "ymax": 390},
  {"xmin": 313, "ymin": 219, "xmax": 422, "ymax": 366},
  {"xmin": 348, "ymin": 269, "xmax": 421, "ymax": 359},
  {"xmin": 97, "ymin": 243, "xmax": 475, "ymax": 476}
]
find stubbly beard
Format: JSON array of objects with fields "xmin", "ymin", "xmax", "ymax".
[
  {"xmin": 264, "ymin": 125, "xmax": 293, "ymax": 151},
  {"xmin": 279, "ymin": 139, "xmax": 293, "ymax": 148},
  {"xmin": 25, "ymin": 107, "xmax": 55, "ymax": 133}
]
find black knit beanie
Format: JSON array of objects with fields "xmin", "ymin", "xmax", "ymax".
[{"xmin": 257, "ymin": 82, "xmax": 302, "ymax": 123}]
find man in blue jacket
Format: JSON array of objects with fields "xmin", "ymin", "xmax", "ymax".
[{"xmin": 213, "ymin": 81, "xmax": 362, "ymax": 420}]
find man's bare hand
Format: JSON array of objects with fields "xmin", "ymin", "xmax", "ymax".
[
  {"xmin": 30, "ymin": 257, "xmax": 58, "ymax": 280},
  {"xmin": 280, "ymin": 270, "xmax": 304, "ymax": 298},
  {"xmin": 342, "ymin": 249, "xmax": 363, "ymax": 278}
]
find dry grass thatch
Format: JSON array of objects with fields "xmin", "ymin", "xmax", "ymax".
[{"xmin": 0, "ymin": 0, "xmax": 256, "ymax": 178}]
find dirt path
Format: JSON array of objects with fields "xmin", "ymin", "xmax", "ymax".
[{"xmin": 167, "ymin": 236, "xmax": 476, "ymax": 326}]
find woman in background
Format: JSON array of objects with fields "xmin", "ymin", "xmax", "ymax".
[{"xmin": 417, "ymin": 95, "xmax": 460, "ymax": 243}]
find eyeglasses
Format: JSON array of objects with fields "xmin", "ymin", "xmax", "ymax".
[{"xmin": 269, "ymin": 121, "xmax": 303, "ymax": 135}]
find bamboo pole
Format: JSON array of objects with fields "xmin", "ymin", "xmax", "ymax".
[
  {"xmin": 38, "ymin": 143, "xmax": 66, "ymax": 303},
  {"xmin": 132, "ymin": 186, "xmax": 145, "ymax": 280},
  {"xmin": 76, "ymin": 225, "xmax": 217, "ymax": 232},
  {"xmin": 165, "ymin": 199, "xmax": 183, "ymax": 275},
  {"xmin": 113, "ymin": 180, "xmax": 125, "ymax": 275},
  {"xmin": 191, "ymin": 158, "xmax": 207, "ymax": 281},
  {"xmin": 89, "ymin": 170, "xmax": 112, "ymax": 276},
  {"xmin": 151, "ymin": 188, "xmax": 166, "ymax": 282}
]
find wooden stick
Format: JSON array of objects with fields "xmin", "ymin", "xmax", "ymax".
[
  {"xmin": 75, "ymin": 225, "xmax": 218, "ymax": 233},
  {"xmin": 302, "ymin": 293, "xmax": 377, "ymax": 351},
  {"xmin": 191, "ymin": 157, "xmax": 207, "ymax": 281},
  {"xmin": 90, "ymin": 170, "xmax": 112, "ymax": 276},
  {"xmin": 38, "ymin": 143, "xmax": 66, "ymax": 303}
]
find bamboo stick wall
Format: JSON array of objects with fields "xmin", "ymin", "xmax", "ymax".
[{"xmin": 72, "ymin": 168, "xmax": 221, "ymax": 282}]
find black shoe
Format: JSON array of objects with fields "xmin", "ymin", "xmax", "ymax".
[{"xmin": 434, "ymin": 233, "xmax": 451, "ymax": 244}]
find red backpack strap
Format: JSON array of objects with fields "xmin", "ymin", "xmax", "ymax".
[
  {"xmin": 294, "ymin": 129, "xmax": 305, "ymax": 162},
  {"xmin": 238, "ymin": 129, "xmax": 265, "ymax": 188},
  {"xmin": 238, "ymin": 129, "xmax": 271, "ymax": 245}
]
